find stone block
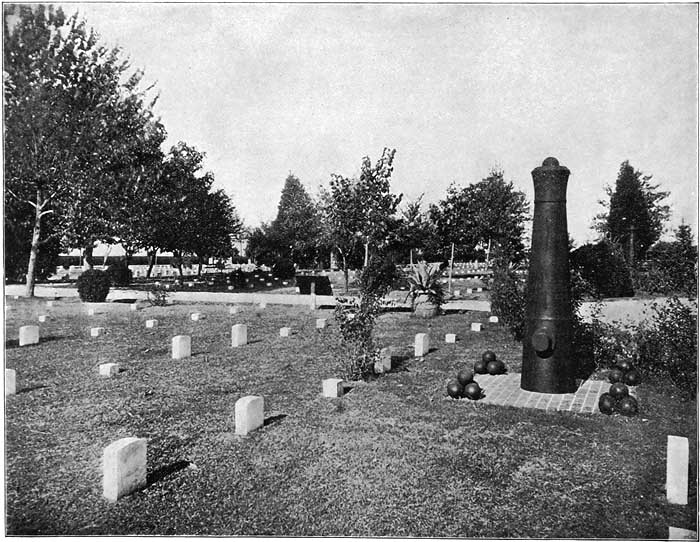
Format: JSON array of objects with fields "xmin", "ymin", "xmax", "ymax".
[
  {"xmin": 145, "ymin": 319, "xmax": 158, "ymax": 328},
  {"xmin": 103, "ymin": 437, "xmax": 147, "ymax": 502},
  {"xmin": 453, "ymin": 290, "xmax": 461, "ymax": 297},
  {"xmin": 667, "ymin": 435, "xmax": 689, "ymax": 505},
  {"xmin": 190, "ymin": 312, "xmax": 205, "ymax": 321},
  {"xmin": 477, "ymin": 287, "xmax": 483, "ymax": 292},
  {"xmin": 130, "ymin": 303, "xmax": 138, "ymax": 312},
  {"xmin": 38, "ymin": 315, "xmax": 48, "ymax": 323},
  {"xmin": 471, "ymin": 323, "xmax": 482, "ymax": 332},
  {"xmin": 229, "ymin": 306, "xmax": 239, "ymax": 314},
  {"xmin": 6, "ymin": 369, "xmax": 16, "ymax": 395},
  {"xmin": 466, "ymin": 288, "xmax": 473, "ymax": 294},
  {"xmin": 259, "ymin": 302, "xmax": 267, "ymax": 309},
  {"xmin": 171, "ymin": 335, "xmax": 191, "ymax": 359},
  {"xmin": 46, "ymin": 300, "xmax": 54, "ymax": 307},
  {"xmin": 489, "ymin": 316, "xmax": 499, "ymax": 323},
  {"xmin": 234, "ymin": 395, "xmax": 264, "ymax": 435},
  {"xmin": 19, "ymin": 325, "xmax": 39, "ymax": 346},
  {"xmin": 227, "ymin": 285, "xmax": 234, "ymax": 291},
  {"xmin": 375, "ymin": 347, "xmax": 392, "ymax": 373},
  {"xmin": 99, "ymin": 363, "xmax": 120, "ymax": 377},
  {"xmin": 445, "ymin": 333, "xmax": 457, "ymax": 343},
  {"xmin": 322, "ymin": 378, "xmax": 344, "ymax": 398},
  {"xmin": 91, "ymin": 327, "xmax": 105, "ymax": 337},
  {"xmin": 668, "ymin": 527, "xmax": 697, "ymax": 540},
  {"xmin": 87, "ymin": 308, "xmax": 96, "ymax": 316},
  {"xmin": 415, "ymin": 333, "xmax": 429, "ymax": 357},
  {"xmin": 280, "ymin": 327, "xmax": 291, "ymax": 337},
  {"xmin": 231, "ymin": 324, "xmax": 248, "ymax": 347},
  {"xmin": 316, "ymin": 318, "xmax": 327, "ymax": 329}
]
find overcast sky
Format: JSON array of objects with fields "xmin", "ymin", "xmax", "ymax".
[{"xmin": 63, "ymin": 3, "xmax": 698, "ymax": 245}]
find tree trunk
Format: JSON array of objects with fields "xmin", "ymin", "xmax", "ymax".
[
  {"xmin": 146, "ymin": 249, "xmax": 157, "ymax": 278},
  {"xmin": 24, "ymin": 192, "xmax": 43, "ymax": 297},
  {"xmin": 173, "ymin": 250, "xmax": 184, "ymax": 277},
  {"xmin": 343, "ymin": 254, "xmax": 349, "ymax": 293},
  {"xmin": 83, "ymin": 244, "xmax": 94, "ymax": 270},
  {"xmin": 197, "ymin": 256, "xmax": 203, "ymax": 278},
  {"xmin": 364, "ymin": 241, "xmax": 369, "ymax": 268}
]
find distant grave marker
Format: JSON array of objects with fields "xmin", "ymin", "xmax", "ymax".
[
  {"xmin": 190, "ymin": 313, "xmax": 205, "ymax": 321},
  {"xmin": 322, "ymin": 378, "xmax": 344, "ymax": 398},
  {"xmin": 5, "ymin": 369, "xmax": 16, "ymax": 395},
  {"xmin": 489, "ymin": 316, "xmax": 499, "ymax": 323},
  {"xmin": 38, "ymin": 315, "xmax": 48, "ymax": 323},
  {"xmin": 375, "ymin": 347, "xmax": 392, "ymax": 373},
  {"xmin": 145, "ymin": 319, "xmax": 158, "ymax": 328},
  {"xmin": 280, "ymin": 327, "xmax": 291, "ymax": 337},
  {"xmin": 415, "ymin": 333, "xmax": 429, "ymax": 357},
  {"xmin": 445, "ymin": 333, "xmax": 456, "ymax": 343},
  {"xmin": 231, "ymin": 324, "xmax": 247, "ymax": 347},
  {"xmin": 19, "ymin": 325, "xmax": 39, "ymax": 346},
  {"xmin": 172, "ymin": 335, "xmax": 191, "ymax": 359},
  {"xmin": 99, "ymin": 363, "xmax": 120, "ymax": 377},
  {"xmin": 91, "ymin": 327, "xmax": 105, "ymax": 337},
  {"xmin": 471, "ymin": 323, "xmax": 482, "ymax": 332},
  {"xmin": 229, "ymin": 306, "xmax": 239, "ymax": 315},
  {"xmin": 316, "ymin": 318, "xmax": 327, "ymax": 329},
  {"xmin": 235, "ymin": 396, "xmax": 264, "ymax": 435}
]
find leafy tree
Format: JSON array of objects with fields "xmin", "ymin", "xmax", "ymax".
[
  {"xmin": 385, "ymin": 195, "xmax": 433, "ymax": 264},
  {"xmin": 4, "ymin": 5, "xmax": 162, "ymax": 295},
  {"xmin": 644, "ymin": 222, "xmax": 698, "ymax": 296},
  {"xmin": 594, "ymin": 160, "xmax": 670, "ymax": 265},
  {"xmin": 429, "ymin": 169, "xmax": 530, "ymax": 265},
  {"xmin": 246, "ymin": 223, "xmax": 281, "ymax": 266}
]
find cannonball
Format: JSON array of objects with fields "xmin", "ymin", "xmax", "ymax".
[
  {"xmin": 486, "ymin": 359, "xmax": 505, "ymax": 375},
  {"xmin": 618, "ymin": 395, "xmax": 639, "ymax": 417},
  {"xmin": 609, "ymin": 382, "xmax": 629, "ymax": 399},
  {"xmin": 482, "ymin": 350, "xmax": 497, "ymax": 364},
  {"xmin": 608, "ymin": 368, "xmax": 624, "ymax": 384},
  {"xmin": 474, "ymin": 359, "xmax": 488, "ymax": 374},
  {"xmin": 457, "ymin": 368, "xmax": 474, "ymax": 386},
  {"xmin": 463, "ymin": 381, "xmax": 482, "ymax": 400},
  {"xmin": 447, "ymin": 379, "xmax": 464, "ymax": 399},
  {"xmin": 598, "ymin": 392, "xmax": 617, "ymax": 415},
  {"xmin": 616, "ymin": 359, "xmax": 633, "ymax": 372},
  {"xmin": 622, "ymin": 369, "xmax": 641, "ymax": 387}
]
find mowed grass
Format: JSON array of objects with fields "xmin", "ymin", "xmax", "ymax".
[{"xmin": 4, "ymin": 296, "xmax": 697, "ymax": 536}]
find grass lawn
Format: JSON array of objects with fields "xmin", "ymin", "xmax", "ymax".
[{"xmin": 4, "ymin": 296, "xmax": 697, "ymax": 536}]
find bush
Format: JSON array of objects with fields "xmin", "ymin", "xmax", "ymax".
[
  {"xmin": 76, "ymin": 269, "xmax": 111, "ymax": 302},
  {"xmin": 147, "ymin": 282, "xmax": 171, "ymax": 306},
  {"xmin": 333, "ymin": 295, "xmax": 382, "ymax": 381},
  {"xmin": 636, "ymin": 297, "xmax": 697, "ymax": 400},
  {"xmin": 106, "ymin": 263, "xmax": 132, "ymax": 287},
  {"xmin": 360, "ymin": 257, "xmax": 400, "ymax": 297},
  {"xmin": 570, "ymin": 240, "xmax": 634, "ymax": 298},
  {"xmin": 489, "ymin": 264, "xmax": 527, "ymax": 340},
  {"xmin": 272, "ymin": 258, "xmax": 296, "ymax": 280}
]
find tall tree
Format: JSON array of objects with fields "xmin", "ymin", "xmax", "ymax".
[{"xmin": 594, "ymin": 160, "xmax": 670, "ymax": 265}]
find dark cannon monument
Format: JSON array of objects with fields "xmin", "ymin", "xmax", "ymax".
[{"xmin": 521, "ymin": 157, "xmax": 577, "ymax": 394}]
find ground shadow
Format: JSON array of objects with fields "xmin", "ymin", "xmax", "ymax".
[
  {"xmin": 5, "ymin": 335, "xmax": 64, "ymax": 349},
  {"xmin": 263, "ymin": 413, "xmax": 287, "ymax": 427},
  {"xmin": 427, "ymin": 347, "xmax": 439, "ymax": 354},
  {"xmin": 146, "ymin": 460, "xmax": 191, "ymax": 486},
  {"xmin": 247, "ymin": 339, "xmax": 263, "ymax": 345},
  {"xmin": 111, "ymin": 298, "xmax": 139, "ymax": 304},
  {"xmin": 17, "ymin": 384, "xmax": 48, "ymax": 394},
  {"xmin": 390, "ymin": 355, "xmax": 412, "ymax": 372}
]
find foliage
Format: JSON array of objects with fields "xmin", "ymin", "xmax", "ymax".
[
  {"xmin": 428, "ymin": 169, "xmax": 530, "ymax": 265},
  {"xmin": 359, "ymin": 257, "xmax": 401, "ymax": 297},
  {"xmin": 385, "ymin": 195, "xmax": 434, "ymax": 264},
  {"xmin": 489, "ymin": 263, "xmax": 527, "ymax": 340},
  {"xmin": 333, "ymin": 295, "xmax": 382, "ymax": 381},
  {"xmin": 76, "ymin": 269, "xmax": 110, "ymax": 302},
  {"xmin": 272, "ymin": 258, "xmax": 296, "ymax": 280},
  {"xmin": 246, "ymin": 223, "xmax": 280, "ymax": 266},
  {"xmin": 570, "ymin": 239, "xmax": 634, "ymax": 298},
  {"xmin": 406, "ymin": 261, "xmax": 445, "ymax": 308},
  {"xmin": 146, "ymin": 282, "xmax": 171, "ymax": 306},
  {"xmin": 594, "ymin": 160, "xmax": 670, "ymax": 264},
  {"xmin": 106, "ymin": 262, "xmax": 133, "ymax": 287},
  {"xmin": 637, "ymin": 223, "xmax": 698, "ymax": 296}
]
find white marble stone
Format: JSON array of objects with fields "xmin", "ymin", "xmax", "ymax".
[
  {"xmin": 476, "ymin": 287, "xmax": 483, "ymax": 292},
  {"xmin": 234, "ymin": 395, "xmax": 264, "ymax": 435},
  {"xmin": 172, "ymin": 335, "xmax": 191, "ymax": 359},
  {"xmin": 471, "ymin": 323, "xmax": 482, "ymax": 332},
  {"xmin": 259, "ymin": 302, "xmax": 267, "ymax": 309},
  {"xmin": 19, "ymin": 325, "xmax": 39, "ymax": 346},
  {"xmin": 46, "ymin": 300, "xmax": 54, "ymax": 307},
  {"xmin": 190, "ymin": 312, "xmax": 205, "ymax": 321},
  {"xmin": 316, "ymin": 318, "xmax": 327, "ymax": 329},
  {"xmin": 99, "ymin": 363, "xmax": 120, "ymax": 377},
  {"xmin": 667, "ymin": 435, "xmax": 689, "ymax": 505},
  {"xmin": 145, "ymin": 319, "xmax": 158, "ymax": 328},
  {"xmin": 229, "ymin": 306, "xmax": 239, "ymax": 314},
  {"xmin": 375, "ymin": 347, "xmax": 392, "ymax": 374},
  {"xmin": 38, "ymin": 315, "xmax": 48, "ymax": 323},
  {"xmin": 87, "ymin": 308, "xmax": 96, "ymax": 316},
  {"xmin": 322, "ymin": 378, "xmax": 344, "ymax": 398},
  {"xmin": 445, "ymin": 333, "xmax": 457, "ymax": 343},
  {"xmin": 231, "ymin": 324, "xmax": 247, "ymax": 347},
  {"xmin": 414, "ymin": 333, "xmax": 429, "ymax": 357},
  {"xmin": 91, "ymin": 327, "xmax": 105, "ymax": 337},
  {"xmin": 453, "ymin": 290, "xmax": 461, "ymax": 297},
  {"xmin": 466, "ymin": 288, "xmax": 473, "ymax": 294},
  {"xmin": 669, "ymin": 527, "xmax": 697, "ymax": 540},
  {"xmin": 130, "ymin": 303, "xmax": 138, "ymax": 312},
  {"xmin": 489, "ymin": 316, "xmax": 499, "ymax": 323},
  {"xmin": 103, "ymin": 437, "xmax": 147, "ymax": 502},
  {"xmin": 6, "ymin": 369, "xmax": 16, "ymax": 395},
  {"xmin": 280, "ymin": 327, "xmax": 291, "ymax": 337}
]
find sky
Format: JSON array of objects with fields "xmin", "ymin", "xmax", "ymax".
[{"xmin": 62, "ymin": 2, "xmax": 698, "ymax": 245}]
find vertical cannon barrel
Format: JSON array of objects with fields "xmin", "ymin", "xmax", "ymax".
[{"xmin": 521, "ymin": 157, "xmax": 576, "ymax": 394}]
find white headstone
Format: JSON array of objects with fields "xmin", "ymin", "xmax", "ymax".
[
  {"xmin": 322, "ymin": 378, "xmax": 344, "ymax": 398},
  {"xmin": 231, "ymin": 324, "xmax": 248, "ymax": 347},
  {"xmin": 445, "ymin": 333, "xmax": 457, "ymax": 343},
  {"xmin": 667, "ymin": 435, "xmax": 689, "ymax": 505},
  {"xmin": 229, "ymin": 306, "xmax": 239, "ymax": 314},
  {"xmin": 234, "ymin": 395, "xmax": 264, "ymax": 435},
  {"xmin": 19, "ymin": 325, "xmax": 39, "ymax": 346},
  {"xmin": 453, "ymin": 290, "xmax": 461, "ymax": 297},
  {"xmin": 227, "ymin": 285, "xmax": 234, "ymax": 291},
  {"xmin": 259, "ymin": 302, "xmax": 267, "ymax": 309},
  {"xmin": 266, "ymin": 282, "xmax": 272, "ymax": 287},
  {"xmin": 38, "ymin": 315, "xmax": 48, "ymax": 323},
  {"xmin": 466, "ymin": 288, "xmax": 473, "ymax": 294},
  {"xmin": 6, "ymin": 369, "xmax": 16, "ymax": 395},
  {"xmin": 477, "ymin": 287, "xmax": 483, "ymax": 292},
  {"xmin": 87, "ymin": 308, "xmax": 95, "ymax": 316},
  {"xmin": 103, "ymin": 437, "xmax": 147, "ymax": 502},
  {"xmin": 99, "ymin": 363, "xmax": 120, "ymax": 377},
  {"xmin": 91, "ymin": 327, "xmax": 105, "ymax": 337},
  {"xmin": 489, "ymin": 316, "xmax": 499, "ymax": 323},
  {"xmin": 46, "ymin": 300, "xmax": 54, "ymax": 307},
  {"xmin": 172, "ymin": 335, "xmax": 191, "ymax": 359},
  {"xmin": 668, "ymin": 527, "xmax": 697, "ymax": 540},
  {"xmin": 280, "ymin": 327, "xmax": 291, "ymax": 337},
  {"xmin": 375, "ymin": 347, "xmax": 392, "ymax": 374},
  {"xmin": 190, "ymin": 313, "xmax": 205, "ymax": 321},
  {"xmin": 415, "ymin": 333, "xmax": 429, "ymax": 357},
  {"xmin": 316, "ymin": 318, "xmax": 327, "ymax": 329},
  {"xmin": 130, "ymin": 303, "xmax": 138, "ymax": 312},
  {"xmin": 471, "ymin": 323, "xmax": 482, "ymax": 332},
  {"xmin": 145, "ymin": 319, "xmax": 158, "ymax": 328}
]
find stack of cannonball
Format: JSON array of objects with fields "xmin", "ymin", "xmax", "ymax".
[
  {"xmin": 474, "ymin": 350, "xmax": 507, "ymax": 376},
  {"xmin": 446, "ymin": 368, "xmax": 482, "ymax": 400},
  {"xmin": 598, "ymin": 359, "xmax": 641, "ymax": 416}
]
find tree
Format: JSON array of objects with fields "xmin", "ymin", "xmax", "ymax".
[
  {"xmin": 645, "ymin": 222, "xmax": 698, "ymax": 296},
  {"xmin": 385, "ymin": 195, "xmax": 433, "ymax": 264},
  {"xmin": 4, "ymin": 5, "xmax": 163, "ymax": 295},
  {"xmin": 594, "ymin": 160, "xmax": 670, "ymax": 265},
  {"xmin": 429, "ymin": 169, "xmax": 530, "ymax": 265}
]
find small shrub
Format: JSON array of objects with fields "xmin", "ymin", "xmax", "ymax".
[
  {"xmin": 272, "ymin": 258, "xmax": 296, "ymax": 280},
  {"xmin": 489, "ymin": 263, "xmax": 527, "ymax": 340},
  {"xmin": 76, "ymin": 269, "xmax": 111, "ymax": 302},
  {"xmin": 360, "ymin": 257, "xmax": 400, "ymax": 297},
  {"xmin": 635, "ymin": 297, "xmax": 697, "ymax": 399},
  {"xmin": 147, "ymin": 282, "xmax": 170, "ymax": 306},
  {"xmin": 406, "ymin": 261, "xmax": 445, "ymax": 309},
  {"xmin": 106, "ymin": 262, "xmax": 133, "ymax": 287},
  {"xmin": 570, "ymin": 240, "xmax": 634, "ymax": 298},
  {"xmin": 333, "ymin": 293, "xmax": 382, "ymax": 380}
]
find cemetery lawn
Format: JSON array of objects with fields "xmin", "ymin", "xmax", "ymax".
[{"xmin": 5, "ymin": 297, "xmax": 697, "ymax": 537}]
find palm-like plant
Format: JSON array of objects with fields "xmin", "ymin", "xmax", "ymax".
[{"xmin": 407, "ymin": 261, "xmax": 445, "ymax": 315}]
